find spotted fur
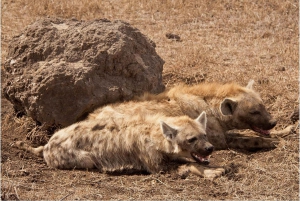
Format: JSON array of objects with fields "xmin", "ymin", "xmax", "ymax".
[
  {"xmin": 89, "ymin": 80, "xmax": 293, "ymax": 150},
  {"xmin": 15, "ymin": 112, "xmax": 225, "ymax": 179}
]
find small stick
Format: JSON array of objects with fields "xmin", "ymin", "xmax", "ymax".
[
  {"xmin": 153, "ymin": 177, "xmax": 171, "ymax": 189},
  {"xmin": 59, "ymin": 191, "xmax": 74, "ymax": 201},
  {"xmin": 14, "ymin": 186, "xmax": 20, "ymax": 200}
]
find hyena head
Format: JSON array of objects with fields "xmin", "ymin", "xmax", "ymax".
[
  {"xmin": 160, "ymin": 111, "xmax": 214, "ymax": 165},
  {"xmin": 220, "ymin": 80, "xmax": 277, "ymax": 136}
]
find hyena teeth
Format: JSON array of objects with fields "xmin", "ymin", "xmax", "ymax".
[
  {"xmin": 192, "ymin": 153, "xmax": 210, "ymax": 164},
  {"xmin": 252, "ymin": 126, "xmax": 270, "ymax": 136}
]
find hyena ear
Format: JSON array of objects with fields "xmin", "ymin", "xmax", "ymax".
[
  {"xmin": 160, "ymin": 121, "xmax": 178, "ymax": 141},
  {"xmin": 195, "ymin": 111, "xmax": 207, "ymax": 130},
  {"xmin": 220, "ymin": 98, "xmax": 238, "ymax": 116},
  {"xmin": 246, "ymin": 80, "xmax": 255, "ymax": 89}
]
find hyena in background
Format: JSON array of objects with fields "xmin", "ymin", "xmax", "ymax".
[
  {"xmin": 15, "ymin": 111, "xmax": 225, "ymax": 179},
  {"xmin": 89, "ymin": 80, "xmax": 294, "ymax": 150}
]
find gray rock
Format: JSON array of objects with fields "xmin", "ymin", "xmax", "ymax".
[{"xmin": 3, "ymin": 18, "xmax": 165, "ymax": 129}]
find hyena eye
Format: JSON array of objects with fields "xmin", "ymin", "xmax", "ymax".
[{"xmin": 187, "ymin": 137, "xmax": 197, "ymax": 143}]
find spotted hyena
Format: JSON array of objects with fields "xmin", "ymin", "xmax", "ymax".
[
  {"xmin": 89, "ymin": 80, "xmax": 294, "ymax": 150},
  {"xmin": 15, "ymin": 111, "xmax": 225, "ymax": 179}
]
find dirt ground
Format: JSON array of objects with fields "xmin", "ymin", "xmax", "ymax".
[{"xmin": 1, "ymin": 0, "xmax": 299, "ymax": 200}]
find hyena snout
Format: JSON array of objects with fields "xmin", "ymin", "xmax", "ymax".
[
  {"xmin": 268, "ymin": 119, "xmax": 277, "ymax": 129},
  {"xmin": 205, "ymin": 145, "xmax": 214, "ymax": 153},
  {"xmin": 262, "ymin": 118, "xmax": 277, "ymax": 130},
  {"xmin": 204, "ymin": 143, "xmax": 214, "ymax": 155},
  {"xmin": 259, "ymin": 109, "xmax": 277, "ymax": 130}
]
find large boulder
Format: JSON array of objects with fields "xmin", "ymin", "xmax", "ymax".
[{"xmin": 3, "ymin": 18, "xmax": 165, "ymax": 129}]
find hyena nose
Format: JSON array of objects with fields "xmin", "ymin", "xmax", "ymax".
[
  {"xmin": 205, "ymin": 145, "xmax": 214, "ymax": 154},
  {"xmin": 270, "ymin": 119, "xmax": 277, "ymax": 128}
]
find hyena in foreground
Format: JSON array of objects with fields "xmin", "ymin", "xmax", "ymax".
[
  {"xmin": 15, "ymin": 112, "xmax": 225, "ymax": 179},
  {"xmin": 89, "ymin": 80, "xmax": 294, "ymax": 150}
]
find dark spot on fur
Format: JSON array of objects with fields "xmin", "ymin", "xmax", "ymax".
[
  {"xmin": 76, "ymin": 140, "xmax": 82, "ymax": 148},
  {"xmin": 53, "ymin": 141, "xmax": 62, "ymax": 148},
  {"xmin": 254, "ymin": 141, "xmax": 259, "ymax": 146},
  {"xmin": 109, "ymin": 126, "xmax": 116, "ymax": 131},
  {"xmin": 91, "ymin": 124, "xmax": 105, "ymax": 131},
  {"xmin": 243, "ymin": 139, "xmax": 250, "ymax": 143},
  {"xmin": 51, "ymin": 136, "xmax": 59, "ymax": 141},
  {"xmin": 70, "ymin": 152, "xmax": 76, "ymax": 161},
  {"xmin": 84, "ymin": 136, "xmax": 90, "ymax": 144},
  {"xmin": 75, "ymin": 136, "xmax": 93, "ymax": 151},
  {"xmin": 84, "ymin": 142, "xmax": 93, "ymax": 151},
  {"xmin": 74, "ymin": 125, "xmax": 81, "ymax": 131},
  {"xmin": 226, "ymin": 137, "xmax": 236, "ymax": 144},
  {"xmin": 44, "ymin": 145, "xmax": 49, "ymax": 152},
  {"xmin": 144, "ymin": 138, "xmax": 150, "ymax": 144}
]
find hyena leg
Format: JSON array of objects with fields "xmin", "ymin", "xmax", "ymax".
[
  {"xmin": 270, "ymin": 125, "xmax": 295, "ymax": 138},
  {"xmin": 14, "ymin": 141, "xmax": 44, "ymax": 157},
  {"xmin": 178, "ymin": 163, "xmax": 225, "ymax": 180},
  {"xmin": 225, "ymin": 135, "xmax": 279, "ymax": 150}
]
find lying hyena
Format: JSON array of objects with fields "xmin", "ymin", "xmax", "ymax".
[
  {"xmin": 89, "ymin": 80, "xmax": 294, "ymax": 150},
  {"xmin": 15, "ymin": 112, "xmax": 225, "ymax": 179}
]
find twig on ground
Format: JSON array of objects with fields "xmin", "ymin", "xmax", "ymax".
[
  {"xmin": 14, "ymin": 186, "xmax": 20, "ymax": 200},
  {"xmin": 59, "ymin": 191, "xmax": 74, "ymax": 201}
]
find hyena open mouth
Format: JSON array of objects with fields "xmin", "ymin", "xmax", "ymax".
[
  {"xmin": 191, "ymin": 152, "xmax": 211, "ymax": 165},
  {"xmin": 251, "ymin": 126, "xmax": 271, "ymax": 136}
]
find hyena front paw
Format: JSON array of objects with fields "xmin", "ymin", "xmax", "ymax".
[
  {"xmin": 177, "ymin": 165, "xmax": 191, "ymax": 179},
  {"xmin": 203, "ymin": 167, "xmax": 225, "ymax": 180},
  {"xmin": 271, "ymin": 125, "xmax": 296, "ymax": 138}
]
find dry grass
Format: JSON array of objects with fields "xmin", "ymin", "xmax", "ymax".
[{"xmin": 1, "ymin": 0, "xmax": 299, "ymax": 200}]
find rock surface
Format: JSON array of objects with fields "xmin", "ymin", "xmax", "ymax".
[{"xmin": 3, "ymin": 18, "xmax": 165, "ymax": 129}]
